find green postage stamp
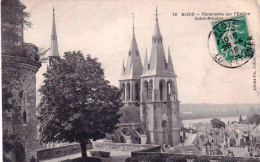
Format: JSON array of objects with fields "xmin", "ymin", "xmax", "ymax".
[{"xmin": 208, "ymin": 15, "xmax": 255, "ymax": 68}]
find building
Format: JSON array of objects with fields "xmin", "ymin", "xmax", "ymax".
[
  {"xmin": 115, "ymin": 8, "xmax": 181, "ymax": 146},
  {"xmin": 2, "ymin": 2, "xmax": 42, "ymax": 161}
]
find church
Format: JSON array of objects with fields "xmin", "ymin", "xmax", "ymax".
[
  {"xmin": 114, "ymin": 8, "xmax": 181, "ymax": 146},
  {"xmin": 47, "ymin": 7, "xmax": 181, "ymax": 147}
]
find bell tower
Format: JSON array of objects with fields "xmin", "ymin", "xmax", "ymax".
[
  {"xmin": 140, "ymin": 7, "xmax": 180, "ymax": 146},
  {"xmin": 119, "ymin": 14, "xmax": 143, "ymax": 106}
]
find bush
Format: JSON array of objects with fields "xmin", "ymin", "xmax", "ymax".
[
  {"xmin": 61, "ymin": 157, "xmax": 101, "ymax": 162},
  {"xmin": 90, "ymin": 151, "xmax": 110, "ymax": 158}
]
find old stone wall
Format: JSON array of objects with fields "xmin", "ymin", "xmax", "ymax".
[
  {"xmin": 37, "ymin": 143, "xmax": 93, "ymax": 160},
  {"xmin": 93, "ymin": 142, "xmax": 158, "ymax": 152},
  {"xmin": 2, "ymin": 55, "xmax": 41, "ymax": 161}
]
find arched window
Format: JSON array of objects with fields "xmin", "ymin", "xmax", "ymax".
[
  {"xmin": 160, "ymin": 82, "xmax": 163, "ymax": 101},
  {"xmin": 23, "ymin": 110, "xmax": 27, "ymax": 124},
  {"xmin": 159, "ymin": 80, "xmax": 166, "ymax": 101},
  {"xmin": 122, "ymin": 128, "xmax": 130, "ymax": 136},
  {"xmin": 143, "ymin": 81, "xmax": 148, "ymax": 101},
  {"xmin": 121, "ymin": 83, "xmax": 125, "ymax": 100},
  {"xmin": 135, "ymin": 82, "xmax": 140, "ymax": 101},
  {"xmin": 148, "ymin": 80, "xmax": 153, "ymax": 101},
  {"xmin": 126, "ymin": 83, "xmax": 130, "ymax": 101},
  {"xmin": 167, "ymin": 80, "xmax": 175, "ymax": 101},
  {"xmin": 136, "ymin": 128, "xmax": 144, "ymax": 134}
]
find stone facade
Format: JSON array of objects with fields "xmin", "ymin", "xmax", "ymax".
[
  {"xmin": 2, "ymin": 55, "xmax": 41, "ymax": 161},
  {"xmin": 118, "ymin": 8, "xmax": 180, "ymax": 146}
]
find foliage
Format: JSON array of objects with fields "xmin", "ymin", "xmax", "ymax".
[
  {"xmin": 247, "ymin": 114, "xmax": 260, "ymax": 125},
  {"xmin": 210, "ymin": 118, "xmax": 225, "ymax": 129},
  {"xmin": 38, "ymin": 51, "xmax": 122, "ymax": 158}
]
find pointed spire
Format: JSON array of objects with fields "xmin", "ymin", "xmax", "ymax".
[
  {"xmin": 50, "ymin": 7, "xmax": 59, "ymax": 57},
  {"xmin": 155, "ymin": 7, "xmax": 158, "ymax": 21},
  {"xmin": 120, "ymin": 14, "xmax": 143, "ymax": 80},
  {"xmin": 154, "ymin": 7, "xmax": 161, "ymax": 37},
  {"xmin": 129, "ymin": 13, "xmax": 139, "ymax": 57},
  {"xmin": 132, "ymin": 13, "xmax": 135, "ymax": 34},
  {"xmin": 143, "ymin": 48, "xmax": 149, "ymax": 74},
  {"xmin": 167, "ymin": 47, "xmax": 174, "ymax": 73}
]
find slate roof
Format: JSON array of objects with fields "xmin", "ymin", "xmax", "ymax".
[
  {"xmin": 169, "ymin": 145, "xmax": 201, "ymax": 155},
  {"xmin": 141, "ymin": 9, "xmax": 175, "ymax": 78},
  {"xmin": 120, "ymin": 23, "xmax": 143, "ymax": 80}
]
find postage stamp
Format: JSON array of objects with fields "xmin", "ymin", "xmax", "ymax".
[{"xmin": 208, "ymin": 15, "xmax": 255, "ymax": 68}]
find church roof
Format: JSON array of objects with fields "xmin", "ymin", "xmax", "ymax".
[
  {"xmin": 50, "ymin": 7, "xmax": 59, "ymax": 57},
  {"xmin": 120, "ymin": 14, "xmax": 143, "ymax": 80},
  {"xmin": 141, "ymin": 8, "xmax": 176, "ymax": 78},
  {"xmin": 119, "ymin": 106, "xmax": 142, "ymax": 124}
]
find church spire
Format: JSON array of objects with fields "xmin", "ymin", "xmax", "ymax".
[
  {"xmin": 154, "ymin": 7, "xmax": 161, "ymax": 37},
  {"xmin": 50, "ymin": 7, "xmax": 59, "ymax": 58},
  {"xmin": 132, "ymin": 13, "xmax": 135, "ymax": 34},
  {"xmin": 120, "ymin": 13, "xmax": 143, "ymax": 80}
]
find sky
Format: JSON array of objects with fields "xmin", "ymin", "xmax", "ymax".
[{"xmin": 21, "ymin": 0, "xmax": 260, "ymax": 104}]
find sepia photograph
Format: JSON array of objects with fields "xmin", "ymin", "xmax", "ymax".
[{"xmin": 1, "ymin": 0, "xmax": 260, "ymax": 161}]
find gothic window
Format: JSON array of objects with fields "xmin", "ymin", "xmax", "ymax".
[
  {"xmin": 126, "ymin": 82, "xmax": 130, "ymax": 101},
  {"xmin": 143, "ymin": 81, "xmax": 148, "ymax": 101},
  {"xmin": 122, "ymin": 128, "xmax": 130, "ymax": 136},
  {"xmin": 148, "ymin": 80, "xmax": 153, "ymax": 101},
  {"xmin": 23, "ymin": 110, "xmax": 27, "ymax": 125},
  {"xmin": 159, "ymin": 80, "xmax": 166, "ymax": 101},
  {"xmin": 136, "ymin": 128, "xmax": 144, "ymax": 134},
  {"xmin": 121, "ymin": 83, "xmax": 125, "ymax": 100},
  {"xmin": 167, "ymin": 80, "xmax": 175, "ymax": 101},
  {"xmin": 135, "ymin": 82, "xmax": 140, "ymax": 101},
  {"xmin": 160, "ymin": 82, "xmax": 163, "ymax": 101}
]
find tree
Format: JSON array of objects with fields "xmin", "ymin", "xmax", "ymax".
[
  {"xmin": 210, "ymin": 118, "xmax": 225, "ymax": 129},
  {"xmin": 38, "ymin": 51, "xmax": 122, "ymax": 158},
  {"xmin": 247, "ymin": 114, "xmax": 260, "ymax": 125}
]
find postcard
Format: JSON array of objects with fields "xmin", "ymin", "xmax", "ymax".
[{"xmin": 2, "ymin": 0, "xmax": 260, "ymax": 161}]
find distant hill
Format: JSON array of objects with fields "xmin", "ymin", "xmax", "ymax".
[{"xmin": 180, "ymin": 103, "xmax": 260, "ymax": 120}]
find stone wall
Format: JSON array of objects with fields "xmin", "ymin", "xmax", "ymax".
[
  {"xmin": 129, "ymin": 146, "xmax": 260, "ymax": 162},
  {"xmin": 37, "ymin": 143, "xmax": 93, "ymax": 160},
  {"xmin": 2, "ymin": 55, "xmax": 41, "ymax": 161},
  {"xmin": 93, "ymin": 142, "xmax": 158, "ymax": 152}
]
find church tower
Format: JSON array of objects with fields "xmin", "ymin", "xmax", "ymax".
[
  {"xmin": 140, "ymin": 8, "xmax": 180, "ymax": 146},
  {"xmin": 119, "ymin": 14, "xmax": 143, "ymax": 106},
  {"xmin": 49, "ymin": 7, "xmax": 60, "ymax": 65}
]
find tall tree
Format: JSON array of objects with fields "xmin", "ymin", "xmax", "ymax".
[{"xmin": 38, "ymin": 51, "xmax": 122, "ymax": 158}]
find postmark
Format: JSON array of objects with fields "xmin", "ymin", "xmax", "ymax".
[{"xmin": 208, "ymin": 15, "xmax": 255, "ymax": 68}]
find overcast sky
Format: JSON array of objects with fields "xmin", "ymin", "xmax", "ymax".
[{"xmin": 21, "ymin": 0, "xmax": 260, "ymax": 104}]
